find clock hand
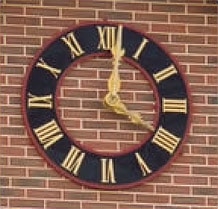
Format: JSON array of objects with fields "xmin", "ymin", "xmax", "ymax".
[
  {"xmin": 104, "ymin": 93, "xmax": 154, "ymax": 132},
  {"xmin": 107, "ymin": 24, "xmax": 125, "ymax": 96}
]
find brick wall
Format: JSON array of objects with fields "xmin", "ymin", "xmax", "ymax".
[{"xmin": 0, "ymin": 0, "xmax": 218, "ymax": 208}]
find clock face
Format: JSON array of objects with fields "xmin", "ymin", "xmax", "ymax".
[{"xmin": 23, "ymin": 22, "xmax": 191, "ymax": 189}]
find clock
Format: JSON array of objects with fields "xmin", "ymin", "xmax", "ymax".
[{"xmin": 22, "ymin": 22, "xmax": 191, "ymax": 189}]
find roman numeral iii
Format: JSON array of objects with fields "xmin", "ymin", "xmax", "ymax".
[
  {"xmin": 162, "ymin": 98, "xmax": 187, "ymax": 113},
  {"xmin": 33, "ymin": 119, "xmax": 63, "ymax": 150},
  {"xmin": 152, "ymin": 127, "xmax": 180, "ymax": 154}
]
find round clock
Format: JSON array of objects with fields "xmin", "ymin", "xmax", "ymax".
[{"xmin": 22, "ymin": 22, "xmax": 191, "ymax": 189}]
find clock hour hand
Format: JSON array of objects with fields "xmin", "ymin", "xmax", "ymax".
[
  {"xmin": 104, "ymin": 93, "xmax": 154, "ymax": 132},
  {"xmin": 107, "ymin": 24, "xmax": 125, "ymax": 96}
]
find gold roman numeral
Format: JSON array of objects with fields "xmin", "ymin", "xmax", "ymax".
[
  {"xmin": 132, "ymin": 38, "xmax": 149, "ymax": 60},
  {"xmin": 152, "ymin": 127, "xmax": 180, "ymax": 154},
  {"xmin": 33, "ymin": 119, "xmax": 63, "ymax": 150},
  {"xmin": 162, "ymin": 98, "xmax": 187, "ymax": 113},
  {"xmin": 153, "ymin": 64, "xmax": 177, "ymax": 83},
  {"xmin": 28, "ymin": 93, "xmax": 53, "ymax": 109},
  {"xmin": 97, "ymin": 26, "xmax": 116, "ymax": 50},
  {"xmin": 100, "ymin": 158, "xmax": 116, "ymax": 184},
  {"xmin": 61, "ymin": 32, "xmax": 85, "ymax": 59},
  {"xmin": 135, "ymin": 152, "xmax": 152, "ymax": 176},
  {"xmin": 61, "ymin": 146, "xmax": 85, "ymax": 176},
  {"xmin": 36, "ymin": 58, "xmax": 61, "ymax": 79}
]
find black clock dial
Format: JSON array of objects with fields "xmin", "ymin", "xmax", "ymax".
[{"xmin": 23, "ymin": 22, "xmax": 191, "ymax": 189}]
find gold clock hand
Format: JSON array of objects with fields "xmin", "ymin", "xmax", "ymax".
[
  {"xmin": 107, "ymin": 25, "xmax": 125, "ymax": 95},
  {"xmin": 104, "ymin": 93, "xmax": 154, "ymax": 132}
]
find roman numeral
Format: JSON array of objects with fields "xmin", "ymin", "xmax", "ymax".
[
  {"xmin": 135, "ymin": 152, "xmax": 152, "ymax": 176},
  {"xmin": 153, "ymin": 64, "xmax": 177, "ymax": 83},
  {"xmin": 152, "ymin": 127, "xmax": 180, "ymax": 154},
  {"xmin": 97, "ymin": 26, "xmax": 116, "ymax": 50},
  {"xmin": 100, "ymin": 158, "xmax": 116, "ymax": 184},
  {"xmin": 27, "ymin": 93, "xmax": 53, "ymax": 109},
  {"xmin": 36, "ymin": 58, "xmax": 61, "ymax": 79},
  {"xmin": 132, "ymin": 38, "xmax": 149, "ymax": 60},
  {"xmin": 61, "ymin": 32, "xmax": 85, "ymax": 59},
  {"xmin": 162, "ymin": 98, "xmax": 187, "ymax": 113},
  {"xmin": 33, "ymin": 119, "xmax": 63, "ymax": 150},
  {"xmin": 61, "ymin": 146, "xmax": 85, "ymax": 176}
]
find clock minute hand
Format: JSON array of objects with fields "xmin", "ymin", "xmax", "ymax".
[{"xmin": 108, "ymin": 25, "xmax": 125, "ymax": 95}]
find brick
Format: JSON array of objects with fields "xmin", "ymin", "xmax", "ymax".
[
  {"xmin": 115, "ymin": 2, "xmax": 149, "ymax": 11},
  {"xmin": 43, "ymin": 0, "xmax": 75, "ymax": 7},
  {"xmin": 48, "ymin": 179, "xmax": 82, "ymax": 190},
  {"xmin": 12, "ymin": 178, "xmax": 46, "ymax": 188},
  {"xmin": 188, "ymin": 5, "xmax": 218, "ymax": 14},
  {"xmin": 152, "ymin": 4, "xmax": 185, "ymax": 13},
  {"xmin": 188, "ymin": 25, "xmax": 217, "ymax": 35},
  {"xmin": 62, "ymin": 9, "xmax": 95, "ymax": 18},
  {"xmin": 80, "ymin": 0, "xmax": 113, "ymax": 9},
  {"xmin": 0, "ymin": 147, "xmax": 25, "ymax": 156},
  {"xmin": 193, "ymin": 166, "xmax": 218, "ymax": 176},
  {"xmin": 208, "ymin": 156, "xmax": 218, "ymax": 165},
  {"xmin": 170, "ymin": 14, "xmax": 205, "ymax": 24},
  {"xmin": 156, "ymin": 185, "xmax": 189, "ymax": 194},
  {"xmin": 176, "ymin": 155, "xmax": 206, "ymax": 165},
  {"xmin": 27, "ymin": 189, "xmax": 61, "ymax": 199},
  {"xmin": 0, "ymin": 5, "xmax": 24, "ymax": 14},
  {"xmin": 6, "ymin": 36, "xmax": 40, "ymax": 45},
  {"xmin": 169, "ymin": 0, "xmax": 203, "ymax": 2},
  {"xmin": 172, "ymin": 35, "xmax": 204, "ymax": 44},
  {"xmin": 100, "ymin": 192, "xmax": 134, "ymax": 202},
  {"xmin": 208, "ymin": 56, "xmax": 218, "ymax": 65},
  {"xmin": 188, "ymin": 45, "xmax": 218, "ymax": 55},
  {"xmin": 29, "ymin": 169, "xmax": 60, "ymax": 178},
  {"xmin": 172, "ymin": 196, "xmax": 206, "ymax": 206},
  {"xmin": 174, "ymin": 176, "xmax": 208, "ymax": 185},
  {"xmin": 98, "ymin": 11, "xmax": 132, "ymax": 21},
  {"xmin": 1, "ymin": 167, "xmax": 26, "ymax": 176},
  {"xmin": 176, "ymin": 55, "xmax": 205, "ymax": 64},
  {"xmin": 208, "ymin": 16, "xmax": 218, "ymax": 25},
  {"xmin": 192, "ymin": 146, "xmax": 218, "ymax": 155},
  {"xmin": 0, "ymin": 45, "xmax": 24, "ymax": 55},
  {"xmin": 10, "ymin": 158, "xmax": 44, "ymax": 167},
  {"xmin": 26, "ymin": 27, "xmax": 57, "ymax": 37},
  {"xmin": 2, "ymin": 24, "xmax": 25, "ymax": 36},
  {"xmin": 64, "ymin": 191, "xmax": 97, "ymax": 200},
  {"xmin": 136, "ymin": 194, "xmax": 169, "ymax": 204},
  {"xmin": 6, "ymin": 16, "xmax": 40, "ymax": 26},
  {"xmin": 26, "ymin": 7, "xmax": 59, "ymax": 16},
  {"xmin": 82, "ymin": 203, "xmax": 117, "ymax": 209},
  {"xmin": 152, "ymin": 24, "xmax": 186, "ymax": 33},
  {"xmin": 42, "ymin": 18, "xmax": 76, "ymax": 27},
  {"xmin": 10, "ymin": 199, "xmax": 44, "ymax": 208},
  {"xmin": 6, "ymin": 0, "xmax": 40, "ymax": 5},
  {"xmin": 47, "ymin": 200, "xmax": 80, "ymax": 209},
  {"xmin": 0, "ymin": 177, "xmax": 10, "ymax": 186},
  {"xmin": 0, "ymin": 188, "xmax": 24, "ymax": 197},
  {"xmin": 135, "ymin": 13, "xmax": 168, "ymax": 22},
  {"xmin": 119, "ymin": 204, "xmax": 154, "ymax": 209},
  {"xmin": 63, "ymin": 89, "xmax": 97, "ymax": 98},
  {"xmin": 1, "ymin": 127, "xmax": 24, "ymax": 136}
]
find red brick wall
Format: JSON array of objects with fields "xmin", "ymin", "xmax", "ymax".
[{"xmin": 0, "ymin": 0, "xmax": 218, "ymax": 208}]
